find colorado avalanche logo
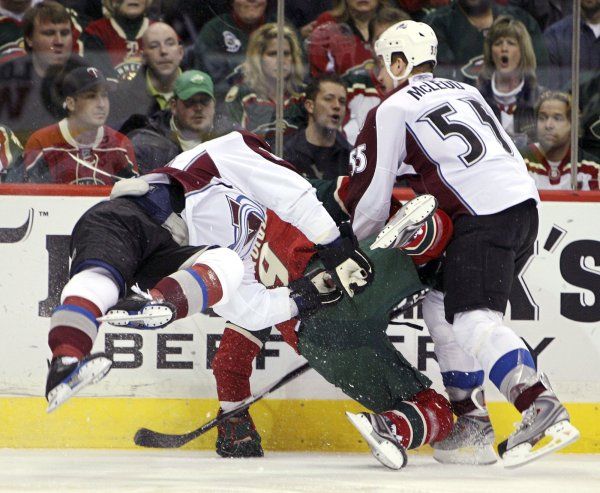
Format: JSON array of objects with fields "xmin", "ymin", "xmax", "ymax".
[{"xmin": 227, "ymin": 195, "xmax": 266, "ymax": 259}]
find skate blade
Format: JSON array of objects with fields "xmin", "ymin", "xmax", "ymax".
[
  {"xmin": 502, "ymin": 420, "xmax": 580, "ymax": 469},
  {"xmin": 345, "ymin": 412, "xmax": 407, "ymax": 470},
  {"xmin": 46, "ymin": 357, "xmax": 112, "ymax": 413},
  {"xmin": 98, "ymin": 305, "xmax": 174, "ymax": 328},
  {"xmin": 433, "ymin": 445, "xmax": 497, "ymax": 465},
  {"xmin": 370, "ymin": 194, "xmax": 437, "ymax": 250}
]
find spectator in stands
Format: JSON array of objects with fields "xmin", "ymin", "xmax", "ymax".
[
  {"xmin": 128, "ymin": 70, "xmax": 217, "ymax": 174},
  {"xmin": 0, "ymin": 123, "xmax": 22, "ymax": 181},
  {"xmin": 394, "ymin": 1, "xmax": 450, "ymax": 21},
  {"xmin": 284, "ymin": 1, "xmax": 333, "ymax": 39},
  {"xmin": 477, "ymin": 16, "xmax": 541, "ymax": 148},
  {"xmin": 307, "ymin": 0, "xmax": 389, "ymax": 76},
  {"xmin": 0, "ymin": 0, "xmax": 32, "ymax": 61},
  {"xmin": 520, "ymin": 91, "xmax": 599, "ymax": 190},
  {"xmin": 81, "ymin": 0, "xmax": 153, "ymax": 81},
  {"xmin": 544, "ymin": 0, "xmax": 600, "ymax": 89},
  {"xmin": 508, "ymin": 0, "xmax": 570, "ymax": 31},
  {"xmin": 193, "ymin": 0, "xmax": 271, "ymax": 100},
  {"xmin": 224, "ymin": 23, "xmax": 306, "ymax": 142},
  {"xmin": 111, "ymin": 21, "xmax": 183, "ymax": 129},
  {"xmin": 162, "ymin": 0, "xmax": 230, "ymax": 46},
  {"xmin": 343, "ymin": 6, "xmax": 410, "ymax": 144},
  {"xmin": 424, "ymin": 0, "xmax": 549, "ymax": 83},
  {"xmin": 15, "ymin": 66, "xmax": 137, "ymax": 184},
  {"xmin": 0, "ymin": 1, "xmax": 88, "ymax": 143},
  {"xmin": 283, "ymin": 74, "xmax": 351, "ymax": 179},
  {"xmin": 580, "ymin": 72, "xmax": 600, "ymax": 160}
]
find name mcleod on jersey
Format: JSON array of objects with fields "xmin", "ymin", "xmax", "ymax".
[{"xmin": 406, "ymin": 78, "xmax": 468, "ymax": 101}]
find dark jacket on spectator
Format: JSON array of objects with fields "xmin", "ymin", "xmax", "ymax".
[
  {"xmin": 0, "ymin": 54, "xmax": 88, "ymax": 143},
  {"xmin": 580, "ymin": 74, "xmax": 600, "ymax": 161},
  {"xmin": 544, "ymin": 15, "xmax": 600, "ymax": 89},
  {"xmin": 126, "ymin": 109, "xmax": 181, "ymax": 174},
  {"xmin": 193, "ymin": 12, "xmax": 273, "ymax": 99},
  {"xmin": 508, "ymin": 0, "xmax": 571, "ymax": 31},
  {"xmin": 424, "ymin": 1, "xmax": 549, "ymax": 83},
  {"xmin": 110, "ymin": 65, "xmax": 166, "ymax": 131},
  {"xmin": 477, "ymin": 75, "xmax": 541, "ymax": 147},
  {"xmin": 282, "ymin": 128, "xmax": 351, "ymax": 180}
]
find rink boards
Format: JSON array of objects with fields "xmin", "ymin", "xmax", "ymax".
[{"xmin": 0, "ymin": 185, "xmax": 598, "ymax": 452}]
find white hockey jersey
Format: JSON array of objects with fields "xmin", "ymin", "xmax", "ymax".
[
  {"xmin": 345, "ymin": 73, "xmax": 540, "ymax": 240},
  {"xmin": 146, "ymin": 131, "xmax": 340, "ymax": 330}
]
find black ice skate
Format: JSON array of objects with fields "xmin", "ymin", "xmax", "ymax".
[
  {"xmin": 45, "ymin": 353, "xmax": 112, "ymax": 413},
  {"xmin": 99, "ymin": 285, "xmax": 176, "ymax": 329},
  {"xmin": 370, "ymin": 194, "xmax": 437, "ymax": 250},
  {"xmin": 346, "ymin": 412, "xmax": 408, "ymax": 470},
  {"xmin": 499, "ymin": 381, "xmax": 580, "ymax": 468},
  {"xmin": 216, "ymin": 408, "xmax": 264, "ymax": 458}
]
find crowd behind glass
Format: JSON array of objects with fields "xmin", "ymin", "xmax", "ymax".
[{"xmin": 0, "ymin": 0, "xmax": 598, "ymax": 190}]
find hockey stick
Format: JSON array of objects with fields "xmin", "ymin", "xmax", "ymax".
[{"xmin": 134, "ymin": 361, "xmax": 311, "ymax": 448}]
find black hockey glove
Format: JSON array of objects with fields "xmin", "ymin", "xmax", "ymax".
[
  {"xmin": 289, "ymin": 269, "xmax": 343, "ymax": 319},
  {"xmin": 316, "ymin": 222, "xmax": 374, "ymax": 297}
]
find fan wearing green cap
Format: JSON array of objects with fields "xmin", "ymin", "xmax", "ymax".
[{"xmin": 128, "ymin": 70, "xmax": 218, "ymax": 174}]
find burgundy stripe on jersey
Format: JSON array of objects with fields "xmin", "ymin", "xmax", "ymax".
[
  {"xmin": 239, "ymin": 131, "xmax": 298, "ymax": 173},
  {"xmin": 344, "ymin": 106, "xmax": 380, "ymax": 218},
  {"xmin": 153, "ymin": 150, "xmax": 220, "ymax": 193},
  {"xmin": 405, "ymin": 129, "xmax": 471, "ymax": 220}
]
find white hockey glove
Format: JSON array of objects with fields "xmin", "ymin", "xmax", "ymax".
[
  {"xmin": 110, "ymin": 177, "xmax": 150, "ymax": 199},
  {"xmin": 316, "ymin": 222, "xmax": 374, "ymax": 297},
  {"xmin": 289, "ymin": 269, "xmax": 343, "ymax": 318}
]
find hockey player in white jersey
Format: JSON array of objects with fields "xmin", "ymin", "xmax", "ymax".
[
  {"xmin": 343, "ymin": 20, "xmax": 579, "ymax": 469},
  {"xmin": 46, "ymin": 130, "xmax": 373, "ymax": 413}
]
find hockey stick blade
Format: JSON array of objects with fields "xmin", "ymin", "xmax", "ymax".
[{"xmin": 134, "ymin": 361, "xmax": 311, "ymax": 448}]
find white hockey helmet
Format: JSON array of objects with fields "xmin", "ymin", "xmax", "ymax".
[{"xmin": 374, "ymin": 20, "xmax": 438, "ymax": 84}]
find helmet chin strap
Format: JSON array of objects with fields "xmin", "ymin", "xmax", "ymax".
[{"xmin": 384, "ymin": 59, "xmax": 413, "ymax": 88}]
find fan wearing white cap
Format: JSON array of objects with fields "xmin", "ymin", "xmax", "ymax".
[{"xmin": 342, "ymin": 20, "xmax": 578, "ymax": 470}]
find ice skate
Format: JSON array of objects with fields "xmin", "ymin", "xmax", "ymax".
[
  {"xmin": 346, "ymin": 412, "xmax": 407, "ymax": 470},
  {"xmin": 216, "ymin": 408, "xmax": 264, "ymax": 458},
  {"xmin": 433, "ymin": 414, "xmax": 497, "ymax": 465},
  {"xmin": 46, "ymin": 353, "xmax": 112, "ymax": 413},
  {"xmin": 499, "ymin": 389, "xmax": 580, "ymax": 468},
  {"xmin": 370, "ymin": 194, "xmax": 437, "ymax": 250},
  {"xmin": 99, "ymin": 285, "xmax": 176, "ymax": 329}
]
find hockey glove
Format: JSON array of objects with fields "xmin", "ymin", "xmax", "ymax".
[
  {"xmin": 316, "ymin": 222, "xmax": 374, "ymax": 297},
  {"xmin": 289, "ymin": 269, "xmax": 343, "ymax": 319}
]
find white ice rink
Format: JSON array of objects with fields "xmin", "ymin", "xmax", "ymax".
[{"xmin": 0, "ymin": 450, "xmax": 598, "ymax": 493}]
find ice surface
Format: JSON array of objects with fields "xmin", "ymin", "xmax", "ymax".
[{"xmin": 0, "ymin": 450, "xmax": 598, "ymax": 492}]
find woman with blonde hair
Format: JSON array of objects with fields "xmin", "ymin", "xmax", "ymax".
[
  {"xmin": 225, "ymin": 22, "xmax": 306, "ymax": 142},
  {"xmin": 477, "ymin": 15, "xmax": 543, "ymax": 147},
  {"xmin": 308, "ymin": 0, "xmax": 391, "ymax": 76}
]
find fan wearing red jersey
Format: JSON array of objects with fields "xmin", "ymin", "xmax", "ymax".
[
  {"xmin": 20, "ymin": 66, "xmax": 137, "ymax": 184},
  {"xmin": 343, "ymin": 20, "xmax": 579, "ymax": 468},
  {"xmin": 81, "ymin": 0, "xmax": 154, "ymax": 81}
]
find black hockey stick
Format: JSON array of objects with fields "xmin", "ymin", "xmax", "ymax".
[{"xmin": 134, "ymin": 361, "xmax": 311, "ymax": 448}]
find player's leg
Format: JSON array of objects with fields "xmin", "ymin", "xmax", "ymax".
[
  {"xmin": 346, "ymin": 387, "xmax": 453, "ymax": 470},
  {"xmin": 211, "ymin": 324, "xmax": 271, "ymax": 458},
  {"xmin": 423, "ymin": 290, "xmax": 497, "ymax": 465},
  {"xmin": 444, "ymin": 201, "xmax": 579, "ymax": 467},
  {"xmin": 300, "ymin": 245, "xmax": 453, "ymax": 469},
  {"xmin": 103, "ymin": 246, "xmax": 244, "ymax": 328}
]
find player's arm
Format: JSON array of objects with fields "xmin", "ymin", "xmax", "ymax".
[{"xmin": 344, "ymin": 103, "xmax": 406, "ymax": 240}]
